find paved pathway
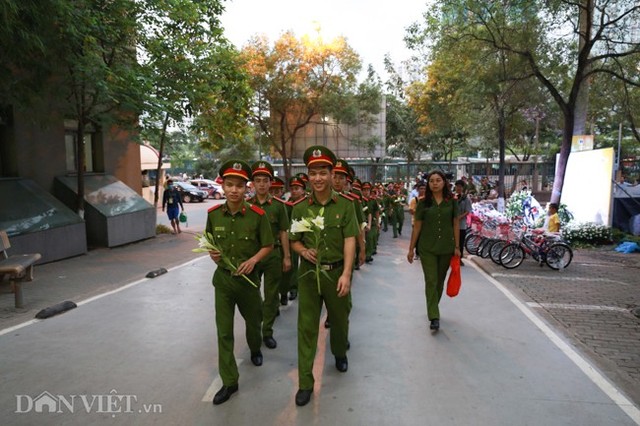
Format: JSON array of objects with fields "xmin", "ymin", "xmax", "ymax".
[{"xmin": 1, "ymin": 233, "xmax": 639, "ymax": 425}]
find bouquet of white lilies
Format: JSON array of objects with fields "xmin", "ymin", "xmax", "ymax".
[
  {"xmin": 193, "ymin": 232, "xmax": 259, "ymax": 288},
  {"xmin": 291, "ymin": 208, "xmax": 330, "ymax": 294}
]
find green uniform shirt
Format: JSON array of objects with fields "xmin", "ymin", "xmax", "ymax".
[
  {"xmin": 205, "ymin": 201, "xmax": 274, "ymax": 272},
  {"xmin": 247, "ymin": 194, "xmax": 290, "ymax": 246},
  {"xmin": 289, "ymin": 191, "xmax": 359, "ymax": 263},
  {"xmin": 415, "ymin": 197, "xmax": 459, "ymax": 255},
  {"xmin": 349, "ymin": 192, "xmax": 366, "ymax": 230}
]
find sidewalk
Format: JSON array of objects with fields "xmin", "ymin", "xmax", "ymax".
[
  {"xmin": 0, "ymin": 230, "xmax": 205, "ymax": 330},
  {"xmin": 470, "ymin": 245, "xmax": 640, "ymax": 407}
]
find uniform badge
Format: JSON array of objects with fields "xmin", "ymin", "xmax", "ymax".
[
  {"xmin": 233, "ymin": 162, "xmax": 242, "ymax": 170},
  {"xmin": 259, "ymin": 162, "xmax": 265, "ymax": 168},
  {"xmin": 215, "ymin": 226, "xmax": 225, "ymax": 231},
  {"xmin": 336, "ymin": 161, "xmax": 342, "ymax": 167},
  {"xmin": 312, "ymin": 149, "xmax": 322, "ymax": 158}
]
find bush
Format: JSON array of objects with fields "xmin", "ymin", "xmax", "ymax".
[
  {"xmin": 561, "ymin": 221, "xmax": 612, "ymax": 246},
  {"xmin": 156, "ymin": 224, "xmax": 172, "ymax": 234},
  {"xmin": 611, "ymin": 228, "xmax": 640, "ymax": 244}
]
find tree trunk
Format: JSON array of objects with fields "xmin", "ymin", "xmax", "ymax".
[
  {"xmin": 497, "ymin": 108, "xmax": 506, "ymax": 199},
  {"xmin": 76, "ymin": 116, "xmax": 86, "ymax": 219},
  {"xmin": 153, "ymin": 112, "xmax": 170, "ymax": 208},
  {"xmin": 550, "ymin": 113, "xmax": 575, "ymax": 205},
  {"xmin": 573, "ymin": 0, "xmax": 593, "ymax": 135}
]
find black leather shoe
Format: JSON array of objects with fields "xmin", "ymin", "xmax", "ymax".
[
  {"xmin": 335, "ymin": 356, "xmax": 348, "ymax": 372},
  {"xmin": 365, "ymin": 257, "xmax": 373, "ymax": 263},
  {"xmin": 324, "ymin": 319, "xmax": 331, "ymax": 329},
  {"xmin": 355, "ymin": 264, "xmax": 360, "ymax": 270},
  {"xmin": 430, "ymin": 319, "xmax": 440, "ymax": 331},
  {"xmin": 295, "ymin": 389, "xmax": 313, "ymax": 406},
  {"xmin": 280, "ymin": 294, "xmax": 288, "ymax": 306},
  {"xmin": 288, "ymin": 290, "xmax": 297, "ymax": 300},
  {"xmin": 263, "ymin": 336, "xmax": 277, "ymax": 349},
  {"xmin": 251, "ymin": 351, "xmax": 263, "ymax": 366},
  {"xmin": 213, "ymin": 384, "xmax": 238, "ymax": 405},
  {"xmin": 347, "ymin": 340, "xmax": 351, "ymax": 350},
  {"xmin": 276, "ymin": 309, "xmax": 280, "ymax": 317}
]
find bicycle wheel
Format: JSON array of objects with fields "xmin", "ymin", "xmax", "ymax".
[
  {"xmin": 480, "ymin": 238, "xmax": 495, "ymax": 258},
  {"xmin": 490, "ymin": 240, "xmax": 508, "ymax": 264},
  {"xmin": 499, "ymin": 244, "xmax": 525, "ymax": 269},
  {"xmin": 545, "ymin": 243, "xmax": 573, "ymax": 270},
  {"xmin": 465, "ymin": 234, "xmax": 482, "ymax": 255}
]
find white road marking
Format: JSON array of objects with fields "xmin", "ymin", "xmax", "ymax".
[
  {"xmin": 471, "ymin": 262, "xmax": 640, "ymax": 425},
  {"xmin": 0, "ymin": 256, "xmax": 210, "ymax": 336},
  {"xmin": 527, "ymin": 302, "xmax": 629, "ymax": 313},
  {"xmin": 492, "ymin": 272, "xmax": 629, "ymax": 286},
  {"xmin": 202, "ymin": 359, "xmax": 243, "ymax": 402}
]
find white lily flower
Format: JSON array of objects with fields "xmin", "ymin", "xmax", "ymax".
[
  {"xmin": 310, "ymin": 215, "xmax": 324, "ymax": 230},
  {"xmin": 291, "ymin": 219, "xmax": 312, "ymax": 233}
]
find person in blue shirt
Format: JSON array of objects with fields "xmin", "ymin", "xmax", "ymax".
[{"xmin": 161, "ymin": 179, "xmax": 184, "ymax": 234}]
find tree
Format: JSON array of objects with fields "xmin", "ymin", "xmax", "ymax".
[
  {"xmin": 241, "ymin": 31, "xmax": 381, "ymax": 182},
  {"xmin": 138, "ymin": 0, "xmax": 252, "ymax": 206},
  {"xmin": 408, "ymin": 0, "xmax": 640, "ymax": 204},
  {"xmin": 56, "ymin": 0, "xmax": 146, "ymax": 217}
]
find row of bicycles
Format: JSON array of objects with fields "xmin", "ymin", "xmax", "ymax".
[{"xmin": 465, "ymin": 214, "xmax": 573, "ymax": 270}]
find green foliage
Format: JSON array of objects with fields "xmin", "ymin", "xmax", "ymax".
[
  {"xmin": 505, "ymin": 190, "xmax": 532, "ymax": 220},
  {"xmin": 156, "ymin": 224, "xmax": 172, "ymax": 234},
  {"xmin": 562, "ymin": 222, "xmax": 612, "ymax": 246}
]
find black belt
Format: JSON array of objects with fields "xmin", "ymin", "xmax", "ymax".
[{"xmin": 303, "ymin": 259, "xmax": 344, "ymax": 271}]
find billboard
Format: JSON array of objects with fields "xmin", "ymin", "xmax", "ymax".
[{"xmin": 558, "ymin": 147, "xmax": 614, "ymax": 226}]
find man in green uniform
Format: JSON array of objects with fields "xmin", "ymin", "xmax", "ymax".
[
  {"xmin": 289, "ymin": 146, "xmax": 359, "ymax": 407},
  {"xmin": 285, "ymin": 175, "xmax": 307, "ymax": 301},
  {"xmin": 269, "ymin": 176, "xmax": 286, "ymax": 199},
  {"xmin": 206, "ymin": 160, "xmax": 274, "ymax": 405},
  {"xmin": 361, "ymin": 182, "xmax": 379, "ymax": 263},
  {"xmin": 248, "ymin": 161, "xmax": 291, "ymax": 349},
  {"xmin": 349, "ymin": 177, "xmax": 367, "ymax": 268},
  {"xmin": 393, "ymin": 183, "xmax": 407, "ymax": 236}
]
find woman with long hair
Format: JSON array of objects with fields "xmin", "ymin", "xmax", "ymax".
[{"xmin": 407, "ymin": 170, "xmax": 460, "ymax": 331}]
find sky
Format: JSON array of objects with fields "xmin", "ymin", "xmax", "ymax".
[{"xmin": 220, "ymin": 0, "xmax": 430, "ymax": 78}]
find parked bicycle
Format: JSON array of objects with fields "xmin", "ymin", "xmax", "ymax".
[{"xmin": 498, "ymin": 227, "xmax": 573, "ymax": 270}]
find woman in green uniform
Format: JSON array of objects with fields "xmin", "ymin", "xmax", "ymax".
[{"xmin": 407, "ymin": 170, "xmax": 460, "ymax": 331}]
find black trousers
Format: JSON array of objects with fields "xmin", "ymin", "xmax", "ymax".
[{"xmin": 459, "ymin": 229, "xmax": 467, "ymax": 255}]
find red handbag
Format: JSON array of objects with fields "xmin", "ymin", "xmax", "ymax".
[{"xmin": 446, "ymin": 256, "xmax": 461, "ymax": 297}]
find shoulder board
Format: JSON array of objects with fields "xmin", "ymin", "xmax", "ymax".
[
  {"xmin": 208, "ymin": 204, "xmax": 223, "ymax": 213},
  {"xmin": 291, "ymin": 196, "xmax": 308, "ymax": 206},
  {"xmin": 349, "ymin": 192, "xmax": 361, "ymax": 200},
  {"xmin": 273, "ymin": 197, "xmax": 288, "ymax": 204},
  {"xmin": 250, "ymin": 204, "xmax": 266, "ymax": 215},
  {"xmin": 339, "ymin": 193, "xmax": 354, "ymax": 201}
]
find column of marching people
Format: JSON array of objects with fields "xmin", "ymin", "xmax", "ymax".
[{"xmin": 203, "ymin": 145, "xmax": 458, "ymax": 407}]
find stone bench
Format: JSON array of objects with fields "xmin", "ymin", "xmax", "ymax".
[{"xmin": 0, "ymin": 230, "xmax": 41, "ymax": 308}]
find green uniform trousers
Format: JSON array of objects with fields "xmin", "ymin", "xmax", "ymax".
[
  {"xmin": 419, "ymin": 252, "xmax": 452, "ymax": 320},
  {"xmin": 213, "ymin": 268, "xmax": 263, "ymax": 386},
  {"xmin": 257, "ymin": 249, "xmax": 283, "ymax": 338},
  {"xmin": 298, "ymin": 261, "xmax": 350, "ymax": 390},
  {"xmin": 365, "ymin": 228, "xmax": 376, "ymax": 258},
  {"xmin": 395, "ymin": 208, "xmax": 405, "ymax": 235},
  {"xmin": 282, "ymin": 251, "xmax": 299, "ymax": 295}
]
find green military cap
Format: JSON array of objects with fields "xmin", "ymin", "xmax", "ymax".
[
  {"xmin": 251, "ymin": 160, "xmax": 274, "ymax": 179},
  {"xmin": 334, "ymin": 159, "xmax": 350, "ymax": 175},
  {"xmin": 362, "ymin": 181, "xmax": 372, "ymax": 189},
  {"xmin": 289, "ymin": 176, "xmax": 305, "ymax": 188},
  {"xmin": 353, "ymin": 178, "xmax": 362, "ymax": 190},
  {"xmin": 219, "ymin": 159, "xmax": 251, "ymax": 181},
  {"xmin": 296, "ymin": 172, "xmax": 309, "ymax": 183},
  {"xmin": 303, "ymin": 145, "xmax": 336, "ymax": 168},
  {"xmin": 271, "ymin": 176, "xmax": 285, "ymax": 189}
]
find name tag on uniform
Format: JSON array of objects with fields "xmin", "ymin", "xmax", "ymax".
[{"xmin": 215, "ymin": 226, "xmax": 225, "ymax": 231}]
